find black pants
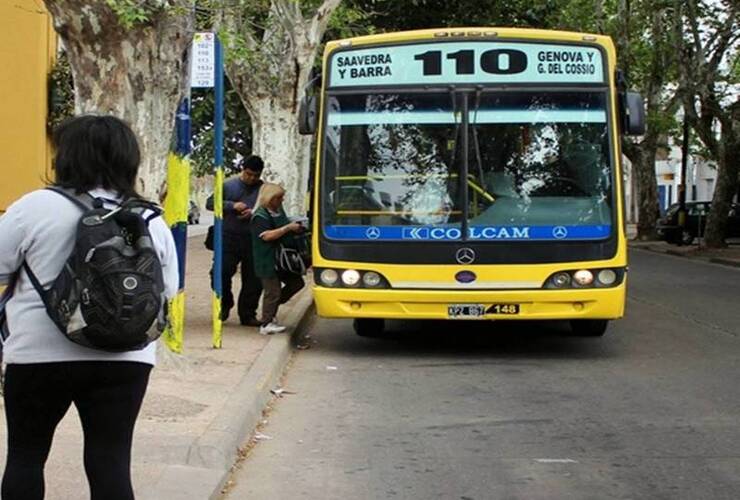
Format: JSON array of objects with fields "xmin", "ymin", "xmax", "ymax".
[
  {"xmin": 220, "ymin": 231, "xmax": 262, "ymax": 322},
  {"xmin": 1, "ymin": 361, "xmax": 152, "ymax": 500}
]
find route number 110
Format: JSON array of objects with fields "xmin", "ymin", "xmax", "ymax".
[{"xmin": 413, "ymin": 49, "xmax": 528, "ymax": 76}]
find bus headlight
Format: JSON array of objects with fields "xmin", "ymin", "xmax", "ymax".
[
  {"xmin": 597, "ymin": 269, "xmax": 617, "ymax": 285},
  {"xmin": 320, "ymin": 269, "xmax": 338, "ymax": 286},
  {"xmin": 362, "ymin": 271, "xmax": 382, "ymax": 287},
  {"xmin": 544, "ymin": 268, "xmax": 624, "ymax": 289},
  {"xmin": 341, "ymin": 269, "xmax": 361, "ymax": 286},
  {"xmin": 573, "ymin": 270, "xmax": 594, "ymax": 286},
  {"xmin": 315, "ymin": 268, "xmax": 390, "ymax": 288},
  {"xmin": 552, "ymin": 272, "xmax": 571, "ymax": 288}
]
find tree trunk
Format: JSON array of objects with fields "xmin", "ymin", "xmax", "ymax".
[
  {"xmin": 704, "ymin": 137, "xmax": 740, "ymax": 247},
  {"xmin": 631, "ymin": 143, "xmax": 661, "ymax": 240},
  {"xmin": 673, "ymin": 0, "xmax": 740, "ymax": 247},
  {"xmin": 249, "ymin": 97, "xmax": 312, "ymax": 215},
  {"xmin": 220, "ymin": 0, "xmax": 341, "ymax": 216},
  {"xmin": 615, "ymin": 3, "xmax": 673, "ymax": 240},
  {"xmin": 43, "ymin": 1, "xmax": 193, "ymax": 200}
]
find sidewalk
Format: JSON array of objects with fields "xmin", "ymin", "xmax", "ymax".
[{"xmin": 0, "ymin": 235, "xmax": 314, "ymax": 500}]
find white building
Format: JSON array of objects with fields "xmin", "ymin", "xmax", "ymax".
[{"xmin": 624, "ymin": 146, "xmax": 717, "ymax": 224}]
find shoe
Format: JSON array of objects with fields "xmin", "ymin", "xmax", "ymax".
[
  {"xmin": 240, "ymin": 317, "xmax": 262, "ymax": 327},
  {"xmin": 259, "ymin": 322, "xmax": 287, "ymax": 335}
]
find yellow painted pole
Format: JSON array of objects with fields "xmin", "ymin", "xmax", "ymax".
[{"xmin": 162, "ymin": 99, "xmax": 191, "ymax": 353}]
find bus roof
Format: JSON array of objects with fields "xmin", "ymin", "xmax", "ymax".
[{"xmin": 325, "ymin": 27, "xmax": 615, "ymax": 55}]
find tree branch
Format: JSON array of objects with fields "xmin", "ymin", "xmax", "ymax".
[
  {"xmin": 216, "ymin": 0, "xmax": 261, "ymax": 51},
  {"xmin": 307, "ymin": 0, "xmax": 341, "ymax": 46}
]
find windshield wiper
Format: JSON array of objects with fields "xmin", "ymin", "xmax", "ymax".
[
  {"xmin": 448, "ymin": 86, "xmax": 461, "ymax": 170},
  {"xmin": 471, "ymin": 85, "xmax": 485, "ymax": 186},
  {"xmin": 469, "ymin": 85, "xmax": 495, "ymax": 206}
]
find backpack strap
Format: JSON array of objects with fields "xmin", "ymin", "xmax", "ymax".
[
  {"xmin": 119, "ymin": 198, "xmax": 163, "ymax": 224},
  {"xmin": 23, "ymin": 262, "xmax": 47, "ymax": 301},
  {"xmin": 22, "ymin": 261, "xmax": 69, "ymax": 336},
  {"xmin": 45, "ymin": 186, "xmax": 95, "ymax": 212}
]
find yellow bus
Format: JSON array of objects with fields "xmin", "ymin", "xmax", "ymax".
[{"xmin": 300, "ymin": 28, "xmax": 645, "ymax": 337}]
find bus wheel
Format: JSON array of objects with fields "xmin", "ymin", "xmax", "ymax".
[
  {"xmin": 570, "ymin": 319, "xmax": 608, "ymax": 337},
  {"xmin": 353, "ymin": 319, "xmax": 385, "ymax": 337}
]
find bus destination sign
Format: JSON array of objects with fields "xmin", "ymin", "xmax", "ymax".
[{"xmin": 329, "ymin": 41, "xmax": 604, "ymax": 87}]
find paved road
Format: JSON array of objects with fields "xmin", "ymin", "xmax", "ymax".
[{"xmin": 224, "ymin": 250, "xmax": 740, "ymax": 500}]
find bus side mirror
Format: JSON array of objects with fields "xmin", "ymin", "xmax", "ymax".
[
  {"xmin": 298, "ymin": 95, "xmax": 318, "ymax": 135},
  {"xmin": 623, "ymin": 92, "xmax": 646, "ymax": 136}
]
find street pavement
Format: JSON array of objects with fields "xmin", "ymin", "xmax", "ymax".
[{"xmin": 224, "ymin": 249, "xmax": 740, "ymax": 500}]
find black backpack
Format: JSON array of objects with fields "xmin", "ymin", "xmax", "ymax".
[{"xmin": 24, "ymin": 187, "xmax": 169, "ymax": 352}]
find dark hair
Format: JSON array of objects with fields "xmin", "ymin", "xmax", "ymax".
[
  {"xmin": 242, "ymin": 155, "xmax": 264, "ymax": 173},
  {"xmin": 52, "ymin": 115, "xmax": 141, "ymax": 198}
]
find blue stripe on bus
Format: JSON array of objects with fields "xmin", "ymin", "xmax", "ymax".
[{"xmin": 324, "ymin": 224, "xmax": 611, "ymax": 241}]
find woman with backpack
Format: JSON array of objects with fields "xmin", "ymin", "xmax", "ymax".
[
  {"xmin": 0, "ymin": 115, "xmax": 179, "ymax": 500},
  {"xmin": 250, "ymin": 183, "xmax": 306, "ymax": 335}
]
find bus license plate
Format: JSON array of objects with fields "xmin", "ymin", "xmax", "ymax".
[
  {"xmin": 448, "ymin": 304, "xmax": 486, "ymax": 319},
  {"xmin": 488, "ymin": 303, "xmax": 520, "ymax": 315}
]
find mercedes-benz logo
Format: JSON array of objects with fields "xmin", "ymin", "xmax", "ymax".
[
  {"xmin": 365, "ymin": 226, "xmax": 381, "ymax": 240},
  {"xmin": 455, "ymin": 247, "xmax": 476, "ymax": 265},
  {"xmin": 552, "ymin": 226, "xmax": 568, "ymax": 239}
]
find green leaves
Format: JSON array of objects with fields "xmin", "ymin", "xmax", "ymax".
[
  {"xmin": 104, "ymin": 0, "xmax": 167, "ymax": 29},
  {"xmin": 48, "ymin": 52, "xmax": 75, "ymax": 132},
  {"xmin": 190, "ymin": 80, "xmax": 253, "ymax": 177},
  {"xmin": 346, "ymin": 0, "xmax": 570, "ymax": 32}
]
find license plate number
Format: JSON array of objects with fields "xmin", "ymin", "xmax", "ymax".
[
  {"xmin": 488, "ymin": 303, "xmax": 520, "ymax": 315},
  {"xmin": 448, "ymin": 304, "xmax": 486, "ymax": 318}
]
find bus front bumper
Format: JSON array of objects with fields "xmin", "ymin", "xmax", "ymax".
[{"xmin": 312, "ymin": 285, "xmax": 626, "ymax": 320}]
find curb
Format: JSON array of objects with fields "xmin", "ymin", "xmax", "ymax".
[
  {"xmin": 630, "ymin": 244, "xmax": 740, "ymax": 269},
  {"xmin": 139, "ymin": 290, "xmax": 315, "ymax": 500},
  {"xmin": 710, "ymin": 257, "xmax": 740, "ymax": 268}
]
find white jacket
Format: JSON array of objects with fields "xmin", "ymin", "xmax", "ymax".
[{"xmin": 0, "ymin": 188, "xmax": 179, "ymax": 365}]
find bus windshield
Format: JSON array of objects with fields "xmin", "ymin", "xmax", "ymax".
[{"xmin": 322, "ymin": 91, "xmax": 612, "ymax": 242}]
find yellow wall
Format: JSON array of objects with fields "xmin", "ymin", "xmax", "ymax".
[{"xmin": 0, "ymin": 1, "xmax": 56, "ymax": 212}]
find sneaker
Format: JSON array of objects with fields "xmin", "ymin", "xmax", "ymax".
[
  {"xmin": 240, "ymin": 317, "xmax": 262, "ymax": 327},
  {"xmin": 259, "ymin": 322, "xmax": 287, "ymax": 335}
]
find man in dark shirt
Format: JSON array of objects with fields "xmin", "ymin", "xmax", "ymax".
[{"xmin": 206, "ymin": 155, "xmax": 264, "ymax": 325}]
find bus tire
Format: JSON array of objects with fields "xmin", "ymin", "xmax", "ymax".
[
  {"xmin": 570, "ymin": 319, "xmax": 608, "ymax": 337},
  {"xmin": 353, "ymin": 318, "xmax": 385, "ymax": 337}
]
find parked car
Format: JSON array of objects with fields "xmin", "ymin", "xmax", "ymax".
[
  {"xmin": 188, "ymin": 200, "xmax": 201, "ymax": 225},
  {"xmin": 657, "ymin": 201, "xmax": 740, "ymax": 245}
]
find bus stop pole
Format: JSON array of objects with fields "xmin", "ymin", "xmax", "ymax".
[
  {"xmin": 212, "ymin": 36, "xmax": 225, "ymax": 348},
  {"xmin": 162, "ymin": 98, "xmax": 191, "ymax": 354}
]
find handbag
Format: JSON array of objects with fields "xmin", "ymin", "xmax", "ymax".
[
  {"xmin": 276, "ymin": 243, "xmax": 308, "ymax": 275},
  {"xmin": 270, "ymin": 215, "xmax": 311, "ymax": 275}
]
